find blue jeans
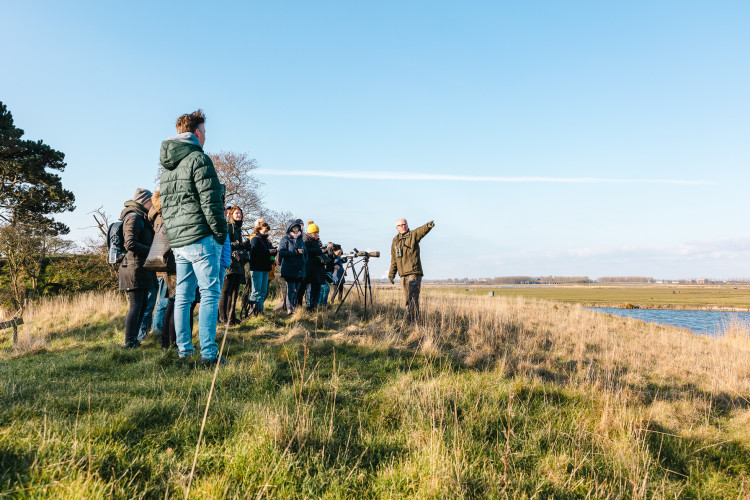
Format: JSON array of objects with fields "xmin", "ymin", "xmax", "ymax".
[
  {"xmin": 320, "ymin": 282, "xmax": 330, "ymax": 305},
  {"xmin": 150, "ymin": 277, "xmax": 169, "ymax": 334},
  {"xmin": 250, "ymin": 271, "xmax": 269, "ymax": 311},
  {"xmin": 173, "ymin": 235, "xmax": 222, "ymax": 360},
  {"xmin": 137, "ymin": 286, "xmax": 159, "ymax": 341}
]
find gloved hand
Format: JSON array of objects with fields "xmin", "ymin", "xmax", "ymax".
[{"xmin": 389, "ymin": 277, "xmax": 395, "ymax": 285}]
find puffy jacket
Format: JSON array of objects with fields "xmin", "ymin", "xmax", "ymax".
[
  {"xmin": 118, "ymin": 202, "xmax": 158, "ymax": 291},
  {"xmin": 303, "ymin": 235, "xmax": 327, "ymax": 285},
  {"xmin": 388, "ymin": 221, "xmax": 435, "ymax": 281},
  {"xmin": 278, "ymin": 221, "xmax": 308, "ymax": 278},
  {"xmin": 249, "ymin": 233, "xmax": 275, "ymax": 272},
  {"xmin": 227, "ymin": 220, "xmax": 247, "ymax": 276},
  {"xmin": 159, "ymin": 133, "xmax": 227, "ymax": 248}
]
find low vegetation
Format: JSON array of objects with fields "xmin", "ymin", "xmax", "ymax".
[
  {"xmin": 1, "ymin": 289, "xmax": 750, "ymax": 498},
  {"xmin": 437, "ymin": 284, "xmax": 750, "ymax": 310}
]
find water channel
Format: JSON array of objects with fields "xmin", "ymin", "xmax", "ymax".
[{"xmin": 588, "ymin": 308, "xmax": 750, "ymax": 336}]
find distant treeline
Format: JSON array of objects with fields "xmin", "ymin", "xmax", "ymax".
[{"xmin": 598, "ymin": 276, "xmax": 655, "ymax": 283}]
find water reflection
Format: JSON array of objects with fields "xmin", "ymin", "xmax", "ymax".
[{"xmin": 588, "ymin": 308, "xmax": 750, "ymax": 336}]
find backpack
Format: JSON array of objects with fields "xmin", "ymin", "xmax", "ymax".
[{"xmin": 107, "ymin": 213, "xmax": 135, "ymax": 265}]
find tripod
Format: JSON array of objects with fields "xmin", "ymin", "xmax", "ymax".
[{"xmin": 335, "ymin": 252, "xmax": 375, "ymax": 317}]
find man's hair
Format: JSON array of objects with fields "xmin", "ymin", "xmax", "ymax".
[{"xmin": 176, "ymin": 109, "xmax": 206, "ymax": 134}]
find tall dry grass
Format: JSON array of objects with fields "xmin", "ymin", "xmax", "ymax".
[
  {"xmin": 4, "ymin": 291, "xmax": 126, "ymax": 356},
  {"xmin": 359, "ymin": 289, "xmax": 750, "ymax": 398},
  {"xmin": 3, "ymin": 288, "xmax": 750, "ymax": 496}
]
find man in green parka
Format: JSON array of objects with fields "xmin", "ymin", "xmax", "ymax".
[
  {"xmin": 159, "ymin": 109, "xmax": 228, "ymax": 364},
  {"xmin": 388, "ymin": 218, "xmax": 435, "ymax": 324}
]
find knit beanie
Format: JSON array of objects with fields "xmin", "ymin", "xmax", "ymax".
[
  {"xmin": 132, "ymin": 188, "xmax": 153, "ymax": 207},
  {"xmin": 307, "ymin": 220, "xmax": 320, "ymax": 234}
]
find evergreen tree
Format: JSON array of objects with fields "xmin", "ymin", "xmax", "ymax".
[{"xmin": 0, "ymin": 101, "xmax": 75, "ymax": 235}]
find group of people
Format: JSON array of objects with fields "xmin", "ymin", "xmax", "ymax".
[{"xmin": 115, "ymin": 109, "xmax": 356, "ymax": 365}]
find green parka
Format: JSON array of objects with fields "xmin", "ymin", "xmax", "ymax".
[
  {"xmin": 159, "ymin": 133, "xmax": 227, "ymax": 248},
  {"xmin": 388, "ymin": 221, "xmax": 435, "ymax": 281}
]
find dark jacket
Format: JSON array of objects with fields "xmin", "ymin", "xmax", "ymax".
[
  {"xmin": 388, "ymin": 221, "xmax": 435, "ymax": 281},
  {"xmin": 118, "ymin": 202, "xmax": 158, "ymax": 291},
  {"xmin": 159, "ymin": 133, "xmax": 227, "ymax": 248},
  {"xmin": 227, "ymin": 220, "xmax": 247, "ymax": 277},
  {"xmin": 303, "ymin": 235, "xmax": 327, "ymax": 285},
  {"xmin": 332, "ymin": 255, "xmax": 347, "ymax": 284},
  {"xmin": 278, "ymin": 221, "xmax": 308, "ymax": 279},
  {"xmin": 249, "ymin": 233, "xmax": 274, "ymax": 272}
]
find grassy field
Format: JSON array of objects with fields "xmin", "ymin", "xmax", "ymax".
[
  {"xmin": 1, "ymin": 290, "xmax": 750, "ymax": 498},
  {"xmin": 422, "ymin": 284, "xmax": 750, "ymax": 310}
]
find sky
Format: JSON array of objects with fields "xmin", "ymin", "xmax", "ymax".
[{"xmin": 3, "ymin": 1, "xmax": 750, "ymax": 280}]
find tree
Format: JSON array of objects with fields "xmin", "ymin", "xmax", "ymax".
[
  {"xmin": 0, "ymin": 101, "xmax": 75, "ymax": 235},
  {"xmin": 208, "ymin": 151, "xmax": 290, "ymax": 240},
  {"xmin": 0, "ymin": 102, "xmax": 76, "ymax": 310}
]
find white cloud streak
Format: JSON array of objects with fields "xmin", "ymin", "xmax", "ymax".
[{"xmin": 257, "ymin": 169, "xmax": 711, "ymax": 185}]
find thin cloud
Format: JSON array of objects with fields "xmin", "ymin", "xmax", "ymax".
[{"xmin": 257, "ymin": 169, "xmax": 711, "ymax": 185}]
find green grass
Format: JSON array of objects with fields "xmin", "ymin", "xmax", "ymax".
[
  {"xmin": 430, "ymin": 284, "xmax": 750, "ymax": 309},
  {"xmin": 1, "ymin": 295, "xmax": 750, "ymax": 498}
]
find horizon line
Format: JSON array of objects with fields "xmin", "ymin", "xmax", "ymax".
[{"xmin": 257, "ymin": 169, "xmax": 711, "ymax": 185}]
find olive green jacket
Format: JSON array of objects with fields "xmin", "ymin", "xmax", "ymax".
[
  {"xmin": 388, "ymin": 221, "xmax": 435, "ymax": 281},
  {"xmin": 159, "ymin": 133, "xmax": 227, "ymax": 248}
]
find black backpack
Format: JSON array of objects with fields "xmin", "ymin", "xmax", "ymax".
[{"xmin": 107, "ymin": 214, "xmax": 135, "ymax": 264}]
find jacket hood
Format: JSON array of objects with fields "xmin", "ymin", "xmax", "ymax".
[
  {"xmin": 121, "ymin": 201, "xmax": 149, "ymax": 221},
  {"xmin": 159, "ymin": 132, "xmax": 203, "ymax": 171},
  {"xmin": 286, "ymin": 220, "xmax": 302, "ymax": 234}
]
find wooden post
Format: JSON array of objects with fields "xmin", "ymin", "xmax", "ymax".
[{"xmin": 1, "ymin": 317, "xmax": 23, "ymax": 349}]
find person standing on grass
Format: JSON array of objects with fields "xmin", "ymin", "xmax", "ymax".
[
  {"xmin": 329, "ymin": 244, "xmax": 347, "ymax": 304},
  {"xmin": 248, "ymin": 222, "xmax": 276, "ymax": 315},
  {"xmin": 240, "ymin": 218, "xmax": 265, "ymax": 318},
  {"xmin": 118, "ymin": 188, "xmax": 158, "ymax": 348},
  {"xmin": 388, "ymin": 219, "xmax": 435, "ymax": 324},
  {"xmin": 218, "ymin": 206, "xmax": 247, "ymax": 325},
  {"xmin": 302, "ymin": 221, "xmax": 327, "ymax": 311},
  {"xmin": 159, "ymin": 109, "xmax": 228, "ymax": 365},
  {"xmin": 278, "ymin": 220, "xmax": 308, "ymax": 314}
]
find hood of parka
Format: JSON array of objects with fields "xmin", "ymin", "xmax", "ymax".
[
  {"xmin": 160, "ymin": 133, "xmax": 203, "ymax": 171},
  {"xmin": 120, "ymin": 200, "xmax": 149, "ymax": 222},
  {"xmin": 286, "ymin": 219, "xmax": 302, "ymax": 234}
]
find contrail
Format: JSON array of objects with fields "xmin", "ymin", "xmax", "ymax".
[{"xmin": 257, "ymin": 169, "xmax": 710, "ymax": 185}]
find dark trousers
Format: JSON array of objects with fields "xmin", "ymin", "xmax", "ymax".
[
  {"xmin": 285, "ymin": 278, "xmax": 302, "ymax": 313},
  {"xmin": 329, "ymin": 279, "xmax": 345, "ymax": 303},
  {"xmin": 161, "ymin": 298, "xmax": 177, "ymax": 349},
  {"xmin": 401, "ymin": 275, "xmax": 422, "ymax": 324},
  {"xmin": 305, "ymin": 283, "xmax": 321, "ymax": 310},
  {"xmin": 219, "ymin": 274, "xmax": 242, "ymax": 324},
  {"xmin": 125, "ymin": 289, "xmax": 148, "ymax": 345}
]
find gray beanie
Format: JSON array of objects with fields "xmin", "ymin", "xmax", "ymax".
[{"xmin": 132, "ymin": 188, "xmax": 152, "ymax": 207}]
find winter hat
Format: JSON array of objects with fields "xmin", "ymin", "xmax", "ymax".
[
  {"xmin": 307, "ymin": 220, "xmax": 319, "ymax": 234},
  {"xmin": 132, "ymin": 188, "xmax": 152, "ymax": 207}
]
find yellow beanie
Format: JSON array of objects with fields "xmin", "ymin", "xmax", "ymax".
[{"xmin": 307, "ymin": 221, "xmax": 320, "ymax": 234}]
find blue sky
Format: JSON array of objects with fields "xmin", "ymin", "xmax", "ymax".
[{"xmin": 3, "ymin": 1, "xmax": 749, "ymax": 279}]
